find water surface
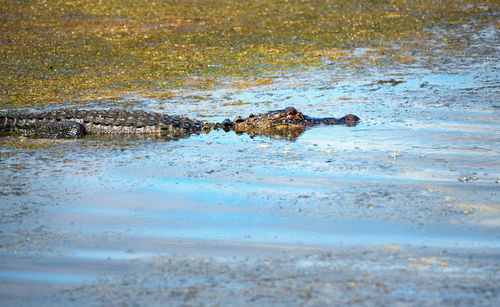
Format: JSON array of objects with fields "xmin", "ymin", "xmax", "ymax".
[{"xmin": 1, "ymin": 11, "xmax": 499, "ymax": 307}]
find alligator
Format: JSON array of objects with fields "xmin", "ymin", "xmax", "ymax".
[{"xmin": 0, "ymin": 106, "xmax": 359, "ymax": 140}]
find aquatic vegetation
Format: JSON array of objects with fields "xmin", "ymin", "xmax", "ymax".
[{"xmin": 0, "ymin": 0, "xmax": 497, "ymax": 107}]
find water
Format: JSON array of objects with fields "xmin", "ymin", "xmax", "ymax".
[{"xmin": 1, "ymin": 26, "xmax": 499, "ymax": 307}]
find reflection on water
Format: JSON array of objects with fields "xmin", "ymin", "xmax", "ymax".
[{"xmin": 0, "ymin": 271, "xmax": 93, "ymax": 283}]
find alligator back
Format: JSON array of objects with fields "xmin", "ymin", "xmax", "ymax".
[{"xmin": 0, "ymin": 109, "xmax": 211, "ymax": 138}]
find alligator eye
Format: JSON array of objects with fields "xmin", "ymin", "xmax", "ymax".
[
  {"xmin": 271, "ymin": 112, "xmax": 283, "ymax": 119},
  {"xmin": 285, "ymin": 107, "xmax": 298, "ymax": 115}
]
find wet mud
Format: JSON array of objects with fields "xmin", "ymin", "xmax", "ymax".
[{"xmin": 1, "ymin": 3, "xmax": 500, "ymax": 306}]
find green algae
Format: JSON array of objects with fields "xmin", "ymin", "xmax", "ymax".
[{"xmin": 0, "ymin": 0, "xmax": 497, "ymax": 108}]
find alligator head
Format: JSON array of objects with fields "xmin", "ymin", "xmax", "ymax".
[{"xmin": 223, "ymin": 106, "xmax": 360, "ymax": 139}]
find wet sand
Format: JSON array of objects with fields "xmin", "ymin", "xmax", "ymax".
[{"xmin": 1, "ymin": 17, "xmax": 499, "ymax": 307}]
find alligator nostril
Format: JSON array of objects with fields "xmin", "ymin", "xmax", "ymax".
[{"xmin": 341, "ymin": 114, "xmax": 360, "ymax": 126}]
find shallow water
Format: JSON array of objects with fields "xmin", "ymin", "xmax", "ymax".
[{"xmin": 1, "ymin": 25, "xmax": 500, "ymax": 307}]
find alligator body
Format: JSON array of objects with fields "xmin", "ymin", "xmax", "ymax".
[
  {"xmin": 0, "ymin": 109, "xmax": 211, "ymax": 139},
  {"xmin": 0, "ymin": 107, "xmax": 359, "ymax": 139}
]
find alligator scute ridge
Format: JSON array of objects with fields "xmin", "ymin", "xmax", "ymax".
[{"xmin": 0, "ymin": 106, "xmax": 360, "ymax": 140}]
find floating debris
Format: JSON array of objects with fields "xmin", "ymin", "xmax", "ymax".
[
  {"xmin": 389, "ymin": 152, "xmax": 402, "ymax": 159},
  {"xmin": 458, "ymin": 176, "xmax": 478, "ymax": 182},
  {"xmin": 377, "ymin": 79, "xmax": 405, "ymax": 86}
]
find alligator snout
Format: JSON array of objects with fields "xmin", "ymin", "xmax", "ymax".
[{"xmin": 339, "ymin": 114, "xmax": 360, "ymax": 126}]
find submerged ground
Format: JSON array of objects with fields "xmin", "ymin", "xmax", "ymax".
[{"xmin": 1, "ymin": 0, "xmax": 499, "ymax": 306}]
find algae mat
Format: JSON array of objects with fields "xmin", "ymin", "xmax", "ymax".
[{"xmin": 0, "ymin": 0, "xmax": 497, "ymax": 107}]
